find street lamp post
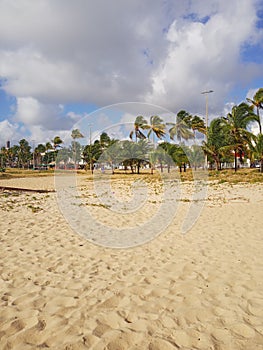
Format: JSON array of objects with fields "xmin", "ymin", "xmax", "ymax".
[{"xmin": 201, "ymin": 90, "xmax": 214, "ymax": 168}]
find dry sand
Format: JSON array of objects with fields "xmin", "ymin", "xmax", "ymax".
[{"xmin": 0, "ymin": 174, "xmax": 262, "ymax": 349}]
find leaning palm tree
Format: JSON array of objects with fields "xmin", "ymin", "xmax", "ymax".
[
  {"xmin": 129, "ymin": 115, "xmax": 149, "ymax": 142},
  {"xmin": 246, "ymin": 88, "xmax": 263, "ymax": 134},
  {"xmin": 191, "ymin": 115, "xmax": 206, "ymax": 138},
  {"xmin": 168, "ymin": 110, "xmax": 194, "ymax": 143},
  {"xmin": 223, "ymin": 103, "xmax": 258, "ymax": 172}
]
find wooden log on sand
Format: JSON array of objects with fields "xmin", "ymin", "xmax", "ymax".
[{"xmin": 0, "ymin": 186, "xmax": 55, "ymax": 193}]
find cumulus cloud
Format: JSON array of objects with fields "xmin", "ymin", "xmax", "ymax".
[
  {"xmin": 14, "ymin": 97, "xmax": 82, "ymax": 131},
  {"xmin": 0, "ymin": 119, "xmax": 20, "ymax": 146},
  {"xmin": 0, "ymin": 0, "xmax": 262, "ymax": 139},
  {"xmin": 147, "ymin": 0, "xmax": 263, "ymax": 114}
]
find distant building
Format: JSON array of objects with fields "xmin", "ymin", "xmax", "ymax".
[{"xmin": 6, "ymin": 141, "xmax": 10, "ymax": 149}]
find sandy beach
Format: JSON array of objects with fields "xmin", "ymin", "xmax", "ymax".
[{"xmin": 0, "ymin": 174, "xmax": 263, "ymax": 349}]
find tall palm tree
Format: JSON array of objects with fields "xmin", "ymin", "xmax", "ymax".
[
  {"xmin": 129, "ymin": 115, "xmax": 149, "ymax": 142},
  {"xmin": 147, "ymin": 115, "xmax": 166, "ymax": 174},
  {"xmin": 45, "ymin": 141, "xmax": 54, "ymax": 164},
  {"xmin": 71, "ymin": 129, "xmax": 84, "ymax": 169},
  {"xmin": 147, "ymin": 115, "xmax": 166, "ymax": 144},
  {"xmin": 51, "ymin": 136, "xmax": 63, "ymax": 169},
  {"xmin": 223, "ymin": 103, "xmax": 258, "ymax": 172},
  {"xmin": 246, "ymin": 88, "xmax": 263, "ymax": 134},
  {"xmin": 168, "ymin": 110, "xmax": 194, "ymax": 143}
]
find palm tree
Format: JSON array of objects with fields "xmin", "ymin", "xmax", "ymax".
[
  {"xmin": 100, "ymin": 132, "xmax": 111, "ymax": 148},
  {"xmin": 0, "ymin": 147, "xmax": 7, "ymax": 169},
  {"xmin": 45, "ymin": 142, "xmax": 54, "ymax": 164},
  {"xmin": 129, "ymin": 115, "xmax": 149, "ymax": 142},
  {"xmin": 18, "ymin": 139, "xmax": 31, "ymax": 168},
  {"xmin": 248, "ymin": 133, "xmax": 263, "ymax": 173},
  {"xmin": 147, "ymin": 115, "xmax": 166, "ymax": 142},
  {"xmin": 8, "ymin": 145, "xmax": 19, "ymax": 167},
  {"xmin": 34, "ymin": 144, "xmax": 46, "ymax": 167},
  {"xmin": 202, "ymin": 118, "xmax": 229, "ymax": 171},
  {"xmin": 186, "ymin": 144, "xmax": 205, "ymax": 170},
  {"xmin": 159, "ymin": 142, "xmax": 177, "ymax": 172},
  {"xmin": 191, "ymin": 115, "xmax": 206, "ymax": 138},
  {"xmin": 71, "ymin": 129, "xmax": 84, "ymax": 140},
  {"xmin": 223, "ymin": 103, "xmax": 258, "ymax": 171},
  {"xmin": 147, "ymin": 115, "xmax": 166, "ymax": 174},
  {"xmin": 51, "ymin": 136, "xmax": 63, "ymax": 169},
  {"xmin": 168, "ymin": 110, "xmax": 194, "ymax": 143},
  {"xmin": 52, "ymin": 136, "xmax": 63, "ymax": 150},
  {"xmin": 246, "ymin": 88, "xmax": 263, "ymax": 134},
  {"xmin": 71, "ymin": 129, "xmax": 84, "ymax": 169}
]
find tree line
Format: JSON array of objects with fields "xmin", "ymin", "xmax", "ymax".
[{"xmin": 1, "ymin": 88, "xmax": 263, "ymax": 173}]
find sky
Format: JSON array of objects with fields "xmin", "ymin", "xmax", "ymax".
[{"xmin": 0, "ymin": 0, "xmax": 263, "ymax": 147}]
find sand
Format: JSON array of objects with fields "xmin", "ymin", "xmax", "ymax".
[{"xmin": 0, "ymin": 174, "xmax": 263, "ymax": 349}]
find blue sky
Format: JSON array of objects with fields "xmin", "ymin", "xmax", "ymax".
[{"xmin": 0, "ymin": 0, "xmax": 263, "ymax": 147}]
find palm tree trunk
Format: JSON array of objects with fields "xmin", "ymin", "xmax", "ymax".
[
  {"xmin": 260, "ymin": 158, "xmax": 263, "ymax": 173},
  {"xmin": 234, "ymin": 151, "xmax": 238, "ymax": 172}
]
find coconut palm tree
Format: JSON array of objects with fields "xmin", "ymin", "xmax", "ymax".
[
  {"xmin": 248, "ymin": 133, "xmax": 263, "ymax": 173},
  {"xmin": 202, "ymin": 118, "xmax": 229, "ymax": 171},
  {"xmin": 159, "ymin": 142, "xmax": 177, "ymax": 172},
  {"xmin": 223, "ymin": 103, "xmax": 258, "ymax": 172},
  {"xmin": 147, "ymin": 115, "xmax": 166, "ymax": 173},
  {"xmin": 246, "ymin": 88, "xmax": 263, "ymax": 134},
  {"xmin": 186, "ymin": 144, "xmax": 205, "ymax": 170},
  {"xmin": 18, "ymin": 139, "xmax": 31, "ymax": 168},
  {"xmin": 71, "ymin": 129, "xmax": 84, "ymax": 140},
  {"xmin": 129, "ymin": 115, "xmax": 149, "ymax": 142},
  {"xmin": 191, "ymin": 115, "xmax": 206, "ymax": 138},
  {"xmin": 0, "ymin": 147, "xmax": 7, "ymax": 170},
  {"xmin": 147, "ymin": 115, "xmax": 166, "ymax": 143},
  {"xmin": 168, "ymin": 110, "xmax": 194, "ymax": 143},
  {"xmin": 34, "ymin": 144, "xmax": 46, "ymax": 167},
  {"xmin": 52, "ymin": 136, "xmax": 63, "ymax": 150},
  {"xmin": 71, "ymin": 129, "xmax": 84, "ymax": 169},
  {"xmin": 8, "ymin": 145, "xmax": 19, "ymax": 167},
  {"xmin": 44, "ymin": 141, "xmax": 54, "ymax": 164}
]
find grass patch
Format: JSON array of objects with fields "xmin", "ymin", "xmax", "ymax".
[
  {"xmin": 27, "ymin": 204, "xmax": 42, "ymax": 213},
  {"xmin": 1, "ymin": 167, "xmax": 262, "ymax": 184}
]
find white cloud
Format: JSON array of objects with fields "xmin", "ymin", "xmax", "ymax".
[
  {"xmin": 0, "ymin": 119, "xmax": 20, "ymax": 146},
  {"xmin": 14, "ymin": 97, "xmax": 81, "ymax": 130},
  {"xmin": 146, "ymin": 0, "xmax": 263, "ymax": 115},
  {"xmin": 0, "ymin": 0, "xmax": 262, "ymax": 140}
]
